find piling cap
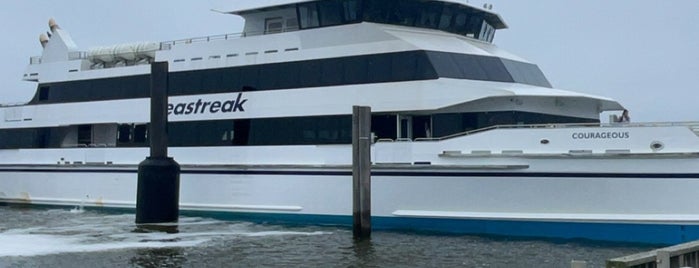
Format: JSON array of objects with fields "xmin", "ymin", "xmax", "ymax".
[{"xmin": 48, "ymin": 18, "xmax": 59, "ymax": 31}]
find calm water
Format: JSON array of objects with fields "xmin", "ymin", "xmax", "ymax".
[{"xmin": 0, "ymin": 205, "xmax": 653, "ymax": 268}]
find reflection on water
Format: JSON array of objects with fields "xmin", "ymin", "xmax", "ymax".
[
  {"xmin": 0, "ymin": 205, "xmax": 653, "ymax": 267},
  {"xmin": 352, "ymin": 238, "xmax": 377, "ymax": 266},
  {"xmin": 131, "ymin": 248, "xmax": 185, "ymax": 268}
]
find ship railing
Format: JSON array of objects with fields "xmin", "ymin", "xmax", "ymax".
[
  {"xmin": 438, "ymin": 121, "xmax": 699, "ymax": 141},
  {"xmin": 29, "ymin": 52, "xmax": 91, "ymax": 65},
  {"xmin": 373, "ymin": 121, "xmax": 699, "ymax": 143},
  {"xmin": 28, "ymin": 27, "xmax": 301, "ymax": 65},
  {"xmin": 29, "ymin": 56, "xmax": 42, "ymax": 65},
  {"xmin": 159, "ymin": 27, "xmax": 300, "ymax": 48},
  {"xmin": 68, "ymin": 51, "xmax": 89, "ymax": 60}
]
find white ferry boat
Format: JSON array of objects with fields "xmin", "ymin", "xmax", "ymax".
[{"xmin": 2, "ymin": 0, "xmax": 699, "ymax": 244}]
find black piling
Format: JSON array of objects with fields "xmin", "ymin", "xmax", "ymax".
[
  {"xmin": 135, "ymin": 62, "xmax": 180, "ymax": 224},
  {"xmin": 352, "ymin": 106, "xmax": 372, "ymax": 239}
]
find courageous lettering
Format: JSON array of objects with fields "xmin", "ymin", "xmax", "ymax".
[
  {"xmin": 168, "ymin": 93, "xmax": 248, "ymax": 115},
  {"xmin": 572, "ymin": 132, "xmax": 630, "ymax": 140}
]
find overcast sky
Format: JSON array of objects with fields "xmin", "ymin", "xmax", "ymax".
[{"xmin": 0, "ymin": 0, "xmax": 697, "ymax": 122}]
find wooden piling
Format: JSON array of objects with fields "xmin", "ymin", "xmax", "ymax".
[{"xmin": 352, "ymin": 106, "xmax": 371, "ymax": 239}]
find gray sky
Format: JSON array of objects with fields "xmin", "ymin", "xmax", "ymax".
[{"xmin": 1, "ymin": 0, "xmax": 697, "ymax": 122}]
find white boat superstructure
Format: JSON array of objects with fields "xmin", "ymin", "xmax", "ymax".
[{"xmin": 1, "ymin": 0, "xmax": 699, "ymax": 244}]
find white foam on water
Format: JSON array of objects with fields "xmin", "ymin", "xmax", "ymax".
[
  {"xmin": 69, "ymin": 206, "xmax": 84, "ymax": 214},
  {"xmin": 0, "ymin": 209, "xmax": 333, "ymax": 257},
  {"xmin": 240, "ymin": 231, "xmax": 332, "ymax": 237},
  {"xmin": 0, "ymin": 233, "xmax": 207, "ymax": 257}
]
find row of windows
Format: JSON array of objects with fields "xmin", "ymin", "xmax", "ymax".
[
  {"xmin": 432, "ymin": 112, "xmax": 598, "ymax": 138},
  {"xmin": 298, "ymin": 0, "xmax": 362, "ymax": 28},
  {"xmin": 0, "ymin": 115, "xmax": 352, "ymax": 149},
  {"xmin": 30, "ymin": 50, "xmax": 551, "ymax": 105},
  {"xmin": 0, "ymin": 112, "xmax": 597, "ymax": 150},
  {"xmin": 295, "ymin": 0, "xmax": 499, "ymax": 42}
]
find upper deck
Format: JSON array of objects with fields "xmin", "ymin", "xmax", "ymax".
[{"xmin": 229, "ymin": 0, "xmax": 506, "ymax": 43}]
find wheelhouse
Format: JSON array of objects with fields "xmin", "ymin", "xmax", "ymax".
[{"xmin": 235, "ymin": 0, "xmax": 506, "ymax": 43}]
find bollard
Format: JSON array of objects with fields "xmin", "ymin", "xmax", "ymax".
[
  {"xmin": 352, "ymin": 106, "xmax": 371, "ymax": 239},
  {"xmin": 135, "ymin": 62, "xmax": 180, "ymax": 224}
]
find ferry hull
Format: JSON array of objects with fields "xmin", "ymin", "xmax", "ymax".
[{"xmin": 2, "ymin": 165, "xmax": 699, "ymax": 245}]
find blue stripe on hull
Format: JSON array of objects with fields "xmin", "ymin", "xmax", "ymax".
[{"xmin": 181, "ymin": 210, "xmax": 698, "ymax": 245}]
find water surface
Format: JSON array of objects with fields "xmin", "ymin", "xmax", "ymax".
[{"xmin": 0, "ymin": 206, "xmax": 653, "ymax": 267}]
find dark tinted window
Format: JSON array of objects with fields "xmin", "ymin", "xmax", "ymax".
[
  {"xmin": 39, "ymin": 86, "xmax": 50, "ymax": 101},
  {"xmin": 169, "ymin": 120, "xmax": 234, "ymax": 147},
  {"xmin": 117, "ymin": 124, "xmax": 131, "ymax": 143},
  {"xmin": 362, "ymin": 0, "xmax": 392, "ymax": 23},
  {"xmin": 427, "ymin": 52, "xmax": 462, "ymax": 78},
  {"xmin": 321, "ymin": 58, "xmax": 344, "ymax": 85},
  {"xmin": 248, "ymin": 115, "xmax": 351, "ymax": 145},
  {"xmin": 0, "ymin": 128, "xmax": 36, "ymax": 149},
  {"xmin": 501, "ymin": 59, "xmax": 552, "ymax": 88},
  {"xmin": 299, "ymin": 60, "xmax": 322, "ymax": 87},
  {"xmin": 367, "ymin": 54, "xmax": 392, "ymax": 83},
  {"xmin": 0, "ymin": 110, "xmax": 596, "ymax": 149},
  {"xmin": 454, "ymin": 54, "xmax": 488, "ymax": 81},
  {"xmin": 318, "ymin": 0, "xmax": 343, "ymax": 26},
  {"xmin": 355, "ymin": 0, "xmax": 497, "ymax": 41},
  {"xmin": 29, "ymin": 51, "xmax": 551, "ymax": 105},
  {"xmin": 416, "ymin": 3, "xmax": 441, "ymax": 29},
  {"xmin": 133, "ymin": 124, "xmax": 148, "ymax": 143},
  {"xmin": 433, "ymin": 112, "xmax": 597, "ymax": 137},
  {"xmin": 298, "ymin": 2, "xmax": 320, "ymax": 28},
  {"xmin": 477, "ymin": 56, "xmax": 512, "ymax": 82},
  {"xmin": 342, "ymin": 0, "xmax": 361, "ymax": 22},
  {"xmin": 344, "ymin": 56, "xmax": 368, "ymax": 84}
]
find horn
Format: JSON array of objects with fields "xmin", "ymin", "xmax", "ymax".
[{"xmin": 40, "ymin": 33, "xmax": 49, "ymax": 48}]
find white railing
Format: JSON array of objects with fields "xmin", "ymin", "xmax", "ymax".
[
  {"xmin": 159, "ymin": 27, "xmax": 300, "ymax": 48},
  {"xmin": 438, "ymin": 121, "xmax": 699, "ymax": 141},
  {"xmin": 375, "ymin": 121, "xmax": 699, "ymax": 143},
  {"xmin": 28, "ymin": 27, "xmax": 302, "ymax": 65}
]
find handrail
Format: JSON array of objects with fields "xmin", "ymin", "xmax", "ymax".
[
  {"xmin": 374, "ymin": 122, "xmax": 699, "ymax": 143},
  {"xmin": 159, "ymin": 27, "xmax": 300, "ymax": 48},
  {"xmin": 28, "ymin": 27, "xmax": 302, "ymax": 65},
  {"xmin": 431, "ymin": 121, "xmax": 699, "ymax": 142}
]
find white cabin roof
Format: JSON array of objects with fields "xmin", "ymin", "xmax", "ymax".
[
  {"xmin": 229, "ymin": 0, "xmax": 480, "ymax": 13},
  {"xmin": 227, "ymin": 0, "xmax": 314, "ymax": 13}
]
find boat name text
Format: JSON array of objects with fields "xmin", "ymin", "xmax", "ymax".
[
  {"xmin": 572, "ymin": 131, "xmax": 630, "ymax": 140},
  {"xmin": 168, "ymin": 93, "xmax": 247, "ymax": 116}
]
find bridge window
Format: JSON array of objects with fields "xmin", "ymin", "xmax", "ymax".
[
  {"xmin": 318, "ymin": 0, "xmax": 343, "ymax": 26},
  {"xmin": 298, "ymin": 2, "xmax": 320, "ymax": 28},
  {"xmin": 343, "ymin": 0, "xmax": 361, "ymax": 22},
  {"xmin": 265, "ymin": 17, "xmax": 284, "ymax": 34},
  {"xmin": 293, "ymin": 0, "xmax": 501, "ymax": 42}
]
